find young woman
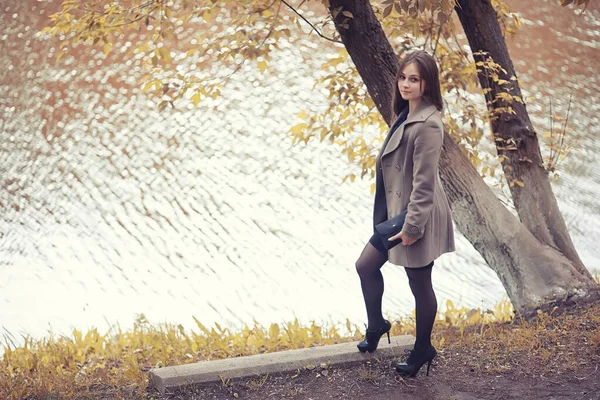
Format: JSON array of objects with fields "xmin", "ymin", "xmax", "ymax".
[{"xmin": 355, "ymin": 50, "xmax": 455, "ymax": 377}]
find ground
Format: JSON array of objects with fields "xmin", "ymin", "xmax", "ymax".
[
  {"xmin": 152, "ymin": 351, "xmax": 599, "ymax": 400},
  {"xmin": 145, "ymin": 302, "xmax": 600, "ymax": 400}
]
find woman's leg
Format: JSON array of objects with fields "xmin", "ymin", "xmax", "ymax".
[
  {"xmin": 405, "ymin": 261, "xmax": 436, "ymax": 350},
  {"xmin": 355, "ymin": 242, "xmax": 388, "ymax": 330}
]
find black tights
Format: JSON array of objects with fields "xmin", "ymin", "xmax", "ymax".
[{"xmin": 355, "ymin": 243, "xmax": 437, "ymax": 350}]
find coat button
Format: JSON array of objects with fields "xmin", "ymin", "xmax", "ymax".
[
  {"xmin": 395, "ymin": 165, "xmax": 400, "ymax": 171},
  {"xmin": 396, "ymin": 190, "xmax": 401, "ymax": 197}
]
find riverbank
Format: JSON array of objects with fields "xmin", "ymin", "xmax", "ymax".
[
  {"xmin": 155, "ymin": 301, "xmax": 600, "ymax": 400},
  {"xmin": 2, "ymin": 289, "xmax": 599, "ymax": 399}
]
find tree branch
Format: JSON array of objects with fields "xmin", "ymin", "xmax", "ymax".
[
  {"xmin": 113, "ymin": 6, "xmax": 159, "ymax": 28},
  {"xmin": 280, "ymin": 0, "xmax": 342, "ymax": 43}
]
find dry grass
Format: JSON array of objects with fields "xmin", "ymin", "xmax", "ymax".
[
  {"xmin": 435, "ymin": 301, "xmax": 600, "ymax": 378},
  {"xmin": 1, "ymin": 274, "xmax": 598, "ymax": 400},
  {"xmin": 245, "ymin": 373, "xmax": 269, "ymax": 391}
]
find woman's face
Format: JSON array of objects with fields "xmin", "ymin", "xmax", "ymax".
[{"xmin": 398, "ymin": 62, "xmax": 425, "ymax": 102}]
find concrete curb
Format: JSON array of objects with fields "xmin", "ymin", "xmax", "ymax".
[{"xmin": 149, "ymin": 335, "xmax": 414, "ymax": 394}]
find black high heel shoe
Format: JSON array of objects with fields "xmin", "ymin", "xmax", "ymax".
[
  {"xmin": 395, "ymin": 345, "xmax": 436, "ymax": 377},
  {"xmin": 357, "ymin": 320, "xmax": 391, "ymax": 353}
]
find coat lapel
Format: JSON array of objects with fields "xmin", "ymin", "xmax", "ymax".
[
  {"xmin": 382, "ymin": 101, "xmax": 437, "ymax": 158},
  {"xmin": 379, "ymin": 109, "xmax": 407, "ymax": 156}
]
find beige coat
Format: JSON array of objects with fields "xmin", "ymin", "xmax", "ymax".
[{"xmin": 373, "ymin": 101, "xmax": 455, "ymax": 268}]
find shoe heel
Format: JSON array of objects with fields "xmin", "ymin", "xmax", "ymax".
[
  {"xmin": 426, "ymin": 360, "xmax": 432, "ymax": 376},
  {"xmin": 386, "ymin": 331, "xmax": 390, "ymax": 344}
]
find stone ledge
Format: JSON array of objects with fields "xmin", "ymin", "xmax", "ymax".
[{"xmin": 149, "ymin": 335, "xmax": 414, "ymax": 394}]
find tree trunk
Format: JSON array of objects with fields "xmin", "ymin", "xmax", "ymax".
[
  {"xmin": 327, "ymin": 0, "xmax": 599, "ymax": 316},
  {"xmin": 325, "ymin": 1, "xmax": 399, "ymax": 122},
  {"xmin": 454, "ymin": 0, "xmax": 589, "ymax": 277},
  {"xmin": 439, "ymin": 133, "xmax": 597, "ymax": 316}
]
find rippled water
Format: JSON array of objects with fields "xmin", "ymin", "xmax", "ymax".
[{"xmin": 1, "ymin": 0, "xmax": 599, "ymax": 341}]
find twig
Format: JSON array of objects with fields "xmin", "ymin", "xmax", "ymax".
[
  {"xmin": 254, "ymin": 0, "xmax": 279, "ymax": 14},
  {"xmin": 279, "ymin": 0, "xmax": 341, "ymax": 43},
  {"xmin": 258, "ymin": 0, "xmax": 283, "ymax": 47},
  {"xmin": 200, "ymin": 1, "xmax": 283, "ymax": 86},
  {"xmin": 129, "ymin": 0, "xmax": 156, "ymax": 12},
  {"xmin": 112, "ymin": 8, "xmax": 159, "ymax": 28},
  {"xmin": 86, "ymin": 0, "xmax": 156, "ymax": 17},
  {"xmin": 556, "ymin": 94, "xmax": 572, "ymax": 168},
  {"xmin": 432, "ymin": 23, "xmax": 443, "ymax": 56}
]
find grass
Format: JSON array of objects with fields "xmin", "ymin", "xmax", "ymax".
[
  {"xmin": 435, "ymin": 301, "xmax": 600, "ymax": 375},
  {"xmin": 1, "ymin": 273, "xmax": 598, "ymax": 399}
]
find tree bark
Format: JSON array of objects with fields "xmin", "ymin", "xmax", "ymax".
[
  {"xmin": 439, "ymin": 133, "xmax": 597, "ymax": 316},
  {"xmin": 327, "ymin": 0, "xmax": 599, "ymax": 316},
  {"xmin": 454, "ymin": 0, "xmax": 589, "ymax": 277}
]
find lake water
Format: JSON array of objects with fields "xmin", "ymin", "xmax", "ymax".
[{"xmin": 1, "ymin": 0, "xmax": 599, "ymax": 341}]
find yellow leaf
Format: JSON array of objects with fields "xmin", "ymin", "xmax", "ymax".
[
  {"xmin": 257, "ymin": 61, "xmax": 268, "ymax": 73},
  {"xmin": 320, "ymin": 130, "xmax": 328, "ymax": 142},
  {"xmin": 340, "ymin": 108, "xmax": 350, "ymax": 119},
  {"xmin": 143, "ymin": 81, "xmax": 154, "ymax": 91},
  {"xmin": 103, "ymin": 43, "xmax": 111, "ymax": 55},
  {"xmin": 290, "ymin": 123, "xmax": 307, "ymax": 135},
  {"xmin": 56, "ymin": 49, "xmax": 66, "ymax": 63},
  {"xmin": 203, "ymin": 10, "xmax": 211, "ymax": 22},
  {"xmin": 192, "ymin": 93, "xmax": 201, "ymax": 106},
  {"xmin": 159, "ymin": 47, "xmax": 171, "ymax": 62}
]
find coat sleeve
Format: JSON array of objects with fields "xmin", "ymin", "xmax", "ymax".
[{"xmin": 401, "ymin": 117, "xmax": 443, "ymax": 240}]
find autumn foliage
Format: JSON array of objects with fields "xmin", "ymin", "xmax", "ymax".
[{"xmin": 39, "ymin": 0, "xmax": 581, "ymax": 189}]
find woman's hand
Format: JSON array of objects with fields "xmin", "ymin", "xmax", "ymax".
[{"xmin": 389, "ymin": 231, "xmax": 417, "ymax": 246}]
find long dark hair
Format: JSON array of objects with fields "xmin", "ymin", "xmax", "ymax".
[{"xmin": 391, "ymin": 50, "xmax": 444, "ymax": 119}]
